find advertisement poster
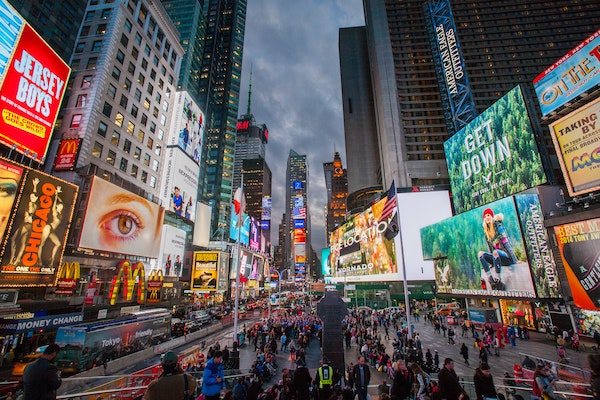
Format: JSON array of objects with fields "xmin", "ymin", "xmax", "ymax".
[
  {"xmin": 554, "ymin": 218, "xmax": 600, "ymax": 310},
  {"xmin": 0, "ymin": 158, "xmax": 23, "ymax": 239},
  {"xmin": 421, "ymin": 196, "xmax": 536, "ymax": 298},
  {"xmin": 157, "ymin": 224, "xmax": 186, "ymax": 277},
  {"xmin": 249, "ymin": 216, "xmax": 260, "ymax": 251},
  {"xmin": 514, "ymin": 194, "xmax": 561, "ymax": 298},
  {"xmin": 160, "ymin": 145, "xmax": 199, "ymax": 221},
  {"xmin": 0, "ymin": 7, "xmax": 70, "ymax": 163},
  {"xmin": 0, "ymin": 170, "xmax": 77, "ymax": 286},
  {"xmin": 78, "ymin": 177, "xmax": 164, "ymax": 258},
  {"xmin": 534, "ymin": 28, "xmax": 600, "ymax": 116},
  {"xmin": 444, "ymin": 86, "xmax": 546, "ymax": 213},
  {"xmin": 229, "ymin": 213, "xmax": 249, "ymax": 245},
  {"xmin": 167, "ymin": 91, "xmax": 205, "ymax": 164},
  {"xmin": 217, "ymin": 251, "xmax": 229, "ymax": 291},
  {"xmin": 230, "ymin": 249, "xmax": 252, "ymax": 278},
  {"xmin": 191, "ymin": 252, "xmax": 218, "ymax": 291},
  {"xmin": 549, "ymin": 98, "xmax": 600, "ymax": 196},
  {"xmin": 53, "ymin": 138, "xmax": 82, "ymax": 171}
]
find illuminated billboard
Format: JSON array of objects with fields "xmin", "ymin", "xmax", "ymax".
[
  {"xmin": 554, "ymin": 218, "xmax": 600, "ymax": 310},
  {"xmin": 262, "ymin": 196, "xmax": 271, "ymax": 220},
  {"xmin": 0, "ymin": 169, "xmax": 77, "ymax": 287},
  {"xmin": 421, "ymin": 196, "xmax": 537, "ymax": 298},
  {"xmin": 229, "ymin": 213, "xmax": 250, "ymax": 245},
  {"xmin": 157, "ymin": 224, "xmax": 186, "ymax": 277},
  {"xmin": 191, "ymin": 252, "xmax": 219, "ymax": 291},
  {"xmin": 0, "ymin": 159, "xmax": 23, "ymax": 239},
  {"xmin": 167, "ymin": 91, "xmax": 205, "ymax": 164},
  {"xmin": 53, "ymin": 138, "xmax": 82, "ymax": 171},
  {"xmin": 534, "ymin": 28, "xmax": 600, "ymax": 116},
  {"xmin": 78, "ymin": 177, "xmax": 165, "ymax": 258},
  {"xmin": 549, "ymin": 97, "xmax": 600, "ymax": 196},
  {"xmin": 249, "ymin": 216, "xmax": 260, "ymax": 251},
  {"xmin": 0, "ymin": 0, "xmax": 70, "ymax": 163},
  {"xmin": 321, "ymin": 248, "xmax": 331, "ymax": 276},
  {"xmin": 444, "ymin": 86, "xmax": 546, "ymax": 214},
  {"xmin": 230, "ymin": 248, "xmax": 252, "ymax": 277},
  {"xmin": 160, "ymin": 145, "xmax": 200, "ymax": 221}
]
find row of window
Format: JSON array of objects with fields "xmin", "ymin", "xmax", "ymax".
[{"xmin": 91, "ymin": 139, "xmax": 158, "ymax": 188}]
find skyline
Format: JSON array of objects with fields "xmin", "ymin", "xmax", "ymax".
[{"xmin": 237, "ymin": 0, "xmax": 365, "ymax": 253}]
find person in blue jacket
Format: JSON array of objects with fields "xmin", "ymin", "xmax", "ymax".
[{"xmin": 202, "ymin": 350, "xmax": 225, "ymax": 400}]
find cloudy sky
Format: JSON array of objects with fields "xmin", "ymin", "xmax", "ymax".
[{"xmin": 238, "ymin": 0, "xmax": 365, "ymax": 253}]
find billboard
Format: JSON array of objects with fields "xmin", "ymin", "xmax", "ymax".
[
  {"xmin": 217, "ymin": 251, "xmax": 229, "ymax": 291},
  {"xmin": 444, "ymin": 85, "xmax": 546, "ymax": 213},
  {"xmin": 421, "ymin": 196, "xmax": 537, "ymax": 298},
  {"xmin": 53, "ymin": 138, "xmax": 82, "ymax": 171},
  {"xmin": 0, "ymin": 1, "xmax": 70, "ymax": 163},
  {"xmin": 249, "ymin": 216, "xmax": 260, "ymax": 251},
  {"xmin": 230, "ymin": 249, "xmax": 252, "ymax": 277},
  {"xmin": 160, "ymin": 146, "xmax": 199, "ymax": 221},
  {"xmin": 554, "ymin": 218, "xmax": 600, "ymax": 310},
  {"xmin": 157, "ymin": 224, "xmax": 186, "ymax": 277},
  {"xmin": 167, "ymin": 91, "xmax": 205, "ymax": 164},
  {"xmin": 192, "ymin": 202, "xmax": 211, "ymax": 247},
  {"xmin": 321, "ymin": 247, "xmax": 331, "ymax": 276},
  {"xmin": 0, "ymin": 169, "xmax": 77, "ymax": 287},
  {"xmin": 262, "ymin": 196, "xmax": 271, "ymax": 220},
  {"xmin": 78, "ymin": 177, "xmax": 164, "ymax": 258},
  {"xmin": 534, "ymin": 28, "xmax": 600, "ymax": 116},
  {"xmin": 229, "ymin": 212, "xmax": 249, "ymax": 245},
  {"xmin": 191, "ymin": 252, "xmax": 218, "ymax": 291},
  {"xmin": 0, "ymin": 159, "xmax": 23, "ymax": 239},
  {"xmin": 548, "ymin": 97, "xmax": 600, "ymax": 196}
]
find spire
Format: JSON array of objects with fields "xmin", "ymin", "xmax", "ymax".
[{"xmin": 246, "ymin": 64, "xmax": 253, "ymax": 115}]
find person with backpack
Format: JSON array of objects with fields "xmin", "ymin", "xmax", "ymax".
[
  {"xmin": 410, "ymin": 363, "xmax": 428, "ymax": 400},
  {"xmin": 144, "ymin": 351, "xmax": 196, "ymax": 400}
]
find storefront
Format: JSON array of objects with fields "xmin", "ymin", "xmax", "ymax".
[{"xmin": 499, "ymin": 299, "xmax": 535, "ymax": 329}]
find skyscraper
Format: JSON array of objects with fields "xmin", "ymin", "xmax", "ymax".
[
  {"xmin": 344, "ymin": 0, "xmax": 600, "ymax": 190},
  {"xmin": 285, "ymin": 150, "xmax": 310, "ymax": 282},
  {"xmin": 323, "ymin": 152, "xmax": 347, "ymax": 238}
]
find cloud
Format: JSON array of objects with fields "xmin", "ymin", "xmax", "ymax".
[{"xmin": 238, "ymin": 0, "xmax": 364, "ymax": 255}]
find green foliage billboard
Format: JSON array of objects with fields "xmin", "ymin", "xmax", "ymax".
[{"xmin": 444, "ymin": 86, "xmax": 546, "ymax": 214}]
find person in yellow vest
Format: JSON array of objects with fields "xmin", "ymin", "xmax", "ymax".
[{"xmin": 314, "ymin": 358, "xmax": 336, "ymax": 400}]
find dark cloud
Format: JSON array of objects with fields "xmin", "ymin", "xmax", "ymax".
[{"xmin": 239, "ymin": 0, "xmax": 364, "ymax": 253}]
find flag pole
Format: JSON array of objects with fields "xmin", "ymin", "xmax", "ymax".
[{"xmin": 233, "ymin": 174, "xmax": 243, "ymax": 344}]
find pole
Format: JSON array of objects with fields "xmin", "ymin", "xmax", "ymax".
[
  {"xmin": 233, "ymin": 175, "xmax": 243, "ymax": 344},
  {"xmin": 393, "ymin": 179, "xmax": 413, "ymax": 340}
]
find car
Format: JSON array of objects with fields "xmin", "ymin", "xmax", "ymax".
[
  {"xmin": 384, "ymin": 306, "xmax": 404, "ymax": 314},
  {"xmin": 12, "ymin": 345, "xmax": 47, "ymax": 377}
]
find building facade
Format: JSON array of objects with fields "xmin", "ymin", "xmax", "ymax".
[{"xmin": 323, "ymin": 152, "xmax": 347, "ymax": 239}]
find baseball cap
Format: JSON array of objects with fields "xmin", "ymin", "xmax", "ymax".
[{"xmin": 161, "ymin": 351, "xmax": 179, "ymax": 367}]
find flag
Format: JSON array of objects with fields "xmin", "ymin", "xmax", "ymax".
[
  {"xmin": 233, "ymin": 187, "xmax": 245, "ymax": 227},
  {"xmin": 379, "ymin": 180, "xmax": 397, "ymax": 223}
]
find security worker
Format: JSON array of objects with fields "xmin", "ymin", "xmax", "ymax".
[
  {"xmin": 144, "ymin": 351, "xmax": 196, "ymax": 400},
  {"xmin": 314, "ymin": 358, "xmax": 336, "ymax": 400}
]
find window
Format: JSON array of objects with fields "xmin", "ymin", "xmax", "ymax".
[
  {"xmin": 135, "ymin": 32, "xmax": 142, "ymax": 46},
  {"xmin": 147, "ymin": 137, "xmax": 153, "ymax": 149},
  {"xmin": 137, "ymin": 129, "xmax": 145, "ymax": 142},
  {"xmin": 137, "ymin": 73, "xmax": 145, "ymax": 86},
  {"xmin": 86, "ymin": 57, "xmax": 97, "ymax": 69},
  {"xmin": 96, "ymin": 24, "xmax": 107, "ymax": 34},
  {"xmin": 111, "ymin": 130, "xmax": 120, "ymax": 146},
  {"xmin": 106, "ymin": 149, "xmax": 116, "ymax": 165},
  {"xmin": 124, "ymin": 139, "xmax": 132, "ymax": 153},
  {"xmin": 150, "ymin": 69, "xmax": 156, "ymax": 80},
  {"xmin": 84, "ymin": 11, "xmax": 95, "ymax": 22},
  {"xmin": 119, "ymin": 158, "xmax": 128, "ymax": 172},
  {"xmin": 152, "ymin": 106, "xmax": 158, "ymax": 118},
  {"xmin": 125, "ymin": 19, "xmax": 132, "ymax": 33},
  {"xmin": 141, "ymin": 58, "xmax": 148, "ymax": 70},
  {"xmin": 149, "ymin": 175, "xmax": 156, "ymax": 188},
  {"xmin": 154, "ymin": 144, "xmax": 161, "ymax": 156},
  {"xmin": 120, "ymin": 33, "xmax": 129, "ymax": 47},
  {"xmin": 153, "ymin": 55, "xmax": 159, "ymax": 66},
  {"xmin": 120, "ymin": 94, "xmax": 128, "ymax": 108},
  {"xmin": 131, "ymin": 104, "xmax": 138, "ymax": 118},
  {"xmin": 143, "ymin": 153, "xmax": 150, "ymax": 166},
  {"xmin": 114, "ymin": 112, "xmax": 124, "ymax": 127},
  {"xmin": 123, "ymin": 78, "xmax": 132, "ymax": 92},
  {"xmin": 116, "ymin": 49, "xmax": 125, "ymax": 64},
  {"xmin": 155, "ymin": 92, "xmax": 161, "ymax": 103},
  {"xmin": 161, "ymin": 65, "xmax": 166, "ymax": 76},
  {"xmin": 80, "ymin": 25, "xmax": 90, "ymax": 37},
  {"xmin": 102, "ymin": 102, "xmax": 112, "ymax": 117},
  {"xmin": 76, "ymin": 94, "xmax": 87, "ymax": 107},
  {"xmin": 131, "ymin": 47, "xmax": 138, "ymax": 59},
  {"xmin": 158, "ymin": 79, "xmax": 164, "ymax": 89},
  {"xmin": 111, "ymin": 66, "xmax": 121, "ymax": 80},
  {"xmin": 101, "ymin": 9, "xmax": 111, "ymax": 19},
  {"xmin": 160, "ymin": 114, "xmax": 166, "ymax": 125},
  {"xmin": 130, "ymin": 164, "xmax": 138, "ymax": 178},
  {"xmin": 128, "ymin": 61, "xmax": 135, "ymax": 75},
  {"xmin": 134, "ymin": 147, "xmax": 141, "ymax": 160},
  {"xmin": 141, "ymin": 171, "xmax": 147, "ymax": 183},
  {"xmin": 168, "ymin": 74, "xmax": 173, "ymax": 85},
  {"xmin": 147, "ymin": 83, "xmax": 154, "ymax": 95},
  {"xmin": 107, "ymin": 84, "xmax": 116, "ymax": 99},
  {"xmin": 134, "ymin": 88, "xmax": 142, "ymax": 101},
  {"xmin": 97, "ymin": 121, "xmax": 107, "ymax": 137},
  {"xmin": 92, "ymin": 141, "xmax": 103, "ymax": 158},
  {"xmin": 144, "ymin": 44, "xmax": 151, "ymax": 57},
  {"xmin": 91, "ymin": 40, "xmax": 102, "ymax": 52},
  {"xmin": 75, "ymin": 43, "xmax": 84, "ymax": 53},
  {"xmin": 157, "ymin": 129, "xmax": 164, "ymax": 141},
  {"xmin": 81, "ymin": 75, "xmax": 92, "ymax": 88},
  {"xmin": 162, "ymin": 100, "xmax": 168, "ymax": 112},
  {"xmin": 71, "ymin": 59, "xmax": 80, "ymax": 70},
  {"xmin": 152, "ymin": 159, "xmax": 159, "ymax": 172},
  {"xmin": 143, "ymin": 98, "xmax": 150, "ymax": 110},
  {"xmin": 126, "ymin": 121, "xmax": 135, "ymax": 135},
  {"xmin": 150, "ymin": 122, "xmax": 156, "ymax": 133},
  {"xmin": 70, "ymin": 114, "xmax": 82, "ymax": 128},
  {"xmin": 141, "ymin": 114, "xmax": 148, "ymax": 126}
]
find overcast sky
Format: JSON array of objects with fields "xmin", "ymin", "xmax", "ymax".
[{"xmin": 238, "ymin": 0, "xmax": 365, "ymax": 254}]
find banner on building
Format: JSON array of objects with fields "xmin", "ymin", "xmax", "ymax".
[{"xmin": 191, "ymin": 252, "xmax": 218, "ymax": 291}]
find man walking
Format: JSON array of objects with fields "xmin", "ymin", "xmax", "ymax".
[
  {"xmin": 352, "ymin": 356, "xmax": 371, "ymax": 400},
  {"xmin": 23, "ymin": 344, "xmax": 62, "ymax": 400},
  {"xmin": 438, "ymin": 358, "xmax": 468, "ymax": 400}
]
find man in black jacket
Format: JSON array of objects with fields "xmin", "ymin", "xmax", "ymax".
[
  {"xmin": 22, "ymin": 344, "xmax": 62, "ymax": 400},
  {"xmin": 437, "ymin": 358, "xmax": 468, "ymax": 400},
  {"xmin": 352, "ymin": 356, "xmax": 371, "ymax": 400},
  {"xmin": 292, "ymin": 358, "xmax": 312, "ymax": 400}
]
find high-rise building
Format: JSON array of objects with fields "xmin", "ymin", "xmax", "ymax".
[
  {"xmin": 285, "ymin": 150, "xmax": 310, "ymax": 282},
  {"xmin": 195, "ymin": 0, "xmax": 247, "ymax": 239},
  {"xmin": 345, "ymin": 0, "xmax": 600, "ymax": 189},
  {"xmin": 323, "ymin": 152, "xmax": 347, "ymax": 238},
  {"xmin": 50, "ymin": 0, "xmax": 183, "ymax": 268},
  {"xmin": 233, "ymin": 114, "xmax": 268, "ymax": 191},
  {"xmin": 7, "ymin": 0, "xmax": 85, "ymax": 63}
]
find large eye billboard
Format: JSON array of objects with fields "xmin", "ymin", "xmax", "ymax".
[
  {"xmin": 444, "ymin": 86, "xmax": 546, "ymax": 214},
  {"xmin": 0, "ymin": 0, "xmax": 70, "ymax": 163},
  {"xmin": 0, "ymin": 170, "xmax": 77, "ymax": 287},
  {"xmin": 78, "ymin": 177, "xmax": 165, "ymax": 258},
  {"xmin": 421, "ymin": 196, "xmax": 538, "ymax": 298}
]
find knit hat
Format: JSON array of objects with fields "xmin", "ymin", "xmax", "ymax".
[
  {"xmin": 483, "ymin": 208, "xmax": 494, "ymax": 218},
  {"xmin": 480, "ymin": 363, "xmax": 490, "ymax": 370}
]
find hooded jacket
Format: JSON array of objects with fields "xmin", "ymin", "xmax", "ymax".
[{"xmin": 202, "ymin": 357, "xmax": 225, "ymax": 396}]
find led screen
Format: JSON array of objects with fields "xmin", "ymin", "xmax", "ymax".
[
  {"xmin": 167, "ymin": 91, "xmax": 205, "ymax": 164},
  {"xmin": 191, "ymin": 252, "xmax": 219, "ymax": 291},
  {"xmin": 444, "ymin": 85, "xmax": 546, "ymax": 213},
  {"xmin": 159, "ymin": 146, "xmax": 200, "ymax": 221}
]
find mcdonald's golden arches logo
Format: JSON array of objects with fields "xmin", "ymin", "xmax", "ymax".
[
  {"xmin": 55, "ymin": 262, "xmax": 80, "ymax": 295},
  {"xmin": 53, "ymin": 138, "xmax": 81, "ymax": 171},
  {"xmin": 107, "ymin": 260, "xmax": 146, "ymax": 305}
]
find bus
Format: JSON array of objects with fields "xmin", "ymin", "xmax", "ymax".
[{"xmin": 54, "ymin": 308, "xmax": 171, "ymax": 375}]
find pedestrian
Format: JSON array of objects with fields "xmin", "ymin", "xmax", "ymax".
[
  {"xmin": 588, "ymin": 353, "xmax": 600, "ymax": 400},
  {"xmin": 531, "ymin": 362, "xmax": 557, "ymax": 400},
  {"xmin": 460, "ymin": 343, "xmax": 470, "ymax": 366},
  {"xmin": 281, "ymin": 332, "xmax": 288, "ymax": 352},
  {"xmin": 202, "ymin": 350, "xmax": 225, "ymax": 400},
  {"xmin": 144, "ymin": 351, "xmax": 196, "ymax": 400},
  {"xmin": 390, "ymin": 365, "xmax": 411, "ymax": 400},
  {"xmin": 22, "ymin": 344, "xmax": 62, "ymax": 400},
  {"xmin": 409, "ymin": 363, "xmax": 427, "ymax": 400},
  {"xmin": 233, "ymin": 377, "xmax": 248, "ymax": 400},
  {"xmin": 292, "ymin": 358, "xmax": 312, "ymax": 400},
  {"xmin": 473, "ymin": 363, "xmax": 497, "ymax": 400},
  {"xmin": 352, "ymin": 356, "xmax": 371, "ymax": 400},
  {"xmin": 438, "ymin": 358, "xmax": 469, "ymax": 400},
  {"xmin": 315, "ymin": 358, "xmax": 336, "ymax": 400},
  {"xmin": 378, "ymin": 379, "xmax": 390, "ymax": 396},
  {"xmin": 434, "ymin": 350, "xmax": 440, "ymax": 369}
]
